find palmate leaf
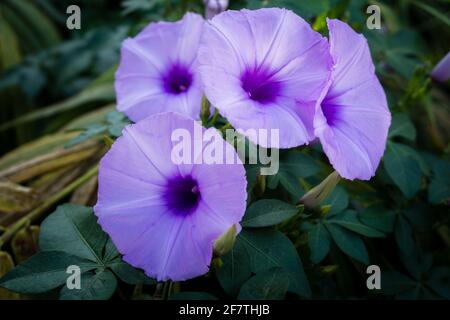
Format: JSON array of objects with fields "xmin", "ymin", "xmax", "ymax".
[
  {"xmin": 321, "ymin": 185, "xmax": 349, "ymax": 214},
  {"xmin": 39, "ymin": 204, "xmax": 107, "ymax": 263},
  {"xmin": 325, "ymin": 224, "xmax": 369, "ymax": 265},
  {"xmin": 394, "ymin": 214, "xmax": 415, "ymax": 257},
  {"xmin": 0, "ymin": 251, "xmax": 97, "ymax": 294},
  {"xmin": 238, "ymin": 267, "xmax": 290, "ymax": 300},
  {"xmin": 1, "ymin": 204, "xmax": 153, "ymax": 299},
  {"xmin": 428, "ymin": 159, "xmax": 450, "ymax": 204},
  {"xmin": 308, "ymin": 222, "xmax": 331, "ymax": 264},
  {"xmin": 104, "ymin": 239, "xmax": 154, "ymax": 285},
  {"xmin": 267, "ymin": 152, "xmax": 320, "ymax": 198},
  {"xmin": 59, "ymin": 270, "xmax": 117, "ymax": 300},
  {"xmin": 383, "ymin": 142, "xmax": 423, "ymax": 198},
  {"xmin": 238, "ymin": 228, "xmax": 311, "ymax": 298},
  {"xmin": 241, "ymin": 199, "xmax": 299, "ymax": 228},
  {"xmin": 359, "ymin": 205, "xmax": 396, "ymax": 233},
  {"xmin": 328, "ymin": 210, "xmax": 386, "ymax": 238},
  {"xmin": 307, "ymin": 208, "xmax": 384, "ymax": 264},
  {"xmin": 216, "ymin": 239, "xmax": 252, "ymax": 296},
  {"xmin": 388, "ymin": 113, "xmax": 416, "ymax": 141}
]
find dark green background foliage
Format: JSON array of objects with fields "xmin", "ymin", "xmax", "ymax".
[{"xmin": 0, "ymin": 0, "xmax": 449, "ymax": 300}]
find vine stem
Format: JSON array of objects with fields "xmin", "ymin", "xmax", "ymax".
[{"xmin": 0, "ymin": 165, "xmax": 99, "ymax": 249}]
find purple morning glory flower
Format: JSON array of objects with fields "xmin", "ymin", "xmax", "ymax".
[
  {"xmin": 94, "ymin": 112, "xmax": 247, "ymax": 281},
  {"xmin": 431, "ymin": 51, "xmax": 450, "ymax": 82},
  {"xmin": 115, "ymin": 13, "xmax": 204, "ymax": 122},
  {"xmin": 314, "ymin": 19, "xmax": 391, "ymax": 180},
  {"xmin": 198, "ymin": 8, "xmax": 332, "ymax": 148}
]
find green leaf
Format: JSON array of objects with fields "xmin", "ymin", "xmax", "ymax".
[
  {"xmin": 66, "ymin": 124, "xmax": 107, "ymax": 148},
  {"xmin": 39, "ymin": 204, "xmax": 107, "ymax": 264},
  {"xmin": 412, "ymin": 1, "xmax": 450, "ymax": 27},
  {"xmin": 395, "ymin": 214, "xmax": 415, "ymax": 257},
  {"xmin": 278, "ymin": 172, "xmax": 304, "ymax": 198},
  {"xmin": 106, "ymin": 111, "xmax": 129, "ymax": 137},
  {"xmin": 269, "ymin": 152, "xmax": 320, "ymax": 197},
  {"xmin": 109, "ymin": 260, "xmax": 154, "ymax": 285},
  {"xmin": 428, "ymin": 159, "xmax": 450, "ymax": 204},
  {"xmin": 321, "ymin": 185, "xmax": 349, "ymax": 214},
  {"xmin": 239, "ymin": 229, "xmax": 311, "ymax": 298},
  {"xmin": 384, "ymin": 142, "xmax": 422, "ymax": 198},
  {"xmin": 388, "ymin": 113, "xmax": 416, "ymax": 141},
  {"xmin": 381, "ymin": 270, "xmax": 417, "ymax": 296},
  {"xmin": 308, "ymin": 222, "xmax": 331, "ymax": 264},
  {"xmin": 359, "ymin": 205, "xmax": 396, "ymax": 233},
  {"xmin": 329, "ymin": 210, "xmax": 386, "ymax": 237},
  {"xmin": 241, "ymin": 199, "xmax": 298, "ymax": 228},
  {"xmin": 59, "ymin": 270, "xmax": 117, "ymax": 300},
  {"xmin": 102, "ymin": 238, "xmax": 154, "ymax": 285},
  {"xmin": 238, "ymin": 267, "xmax": 290, "ymax": 300},
  {"xmin": 0, "ymin": 251, "xmax": 96, "ymax": 294},
  {"xmin": 279, "ymin": 152, "xmax": 320, "ymax": 178},
  {"xmin": 216, "ymin": 239, "xmax": 252, "ymax": 296},
  {"xmin": 428, "ymin": 267, "xmax": 450, "ymax": 299},
  {"xmin": 325, "ymin": 224, "xmax": 369, "ymax": 264}
]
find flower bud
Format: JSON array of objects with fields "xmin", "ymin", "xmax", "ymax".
[
  {"xmin": 253, "ymin": 173, "xmax": 266, "ymax": 197},
  {"xmin": 11, "ymin": 226, "xmax": 40, "ymax": 263},
  {"xmin": 319, "ymin": 265, "xmax": 339, "ymax": 275},
  {"xmin": 203, "ymin": 0, "xmax": 229, "ymax": 19},
  {"xmin": 200, "ymin": 96, "xmax": 211, "ymax": 125},
  {"xmin": 300, "ymin": 171, "xmax": 340, "ymax": 209},
  {"xmin": 213, "ymin": 224, "xmax": 237, "ymax": 257},
  {"xmin": 431, "ymin": 52, "xmax": 450, "ymax": 82},
  {"xmin": 0, "ymin": 251, "xmax": 20, "ymax": 299}
]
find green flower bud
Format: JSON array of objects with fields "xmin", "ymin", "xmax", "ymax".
[
  {"xmin": 0, "ymin": 251, "xmax": 20, "ymax": 299},
  {"xmin": 300, "ymin": 171, "xmax": 340, "ymax": 209},
  {"xmin": 213, "ymin": 224, "xmax": 237, "ymax": 257}
]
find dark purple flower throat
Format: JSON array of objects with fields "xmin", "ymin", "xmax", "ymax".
[{"xmin": 163, "ymin": 175, "xmax": 200, "ymax": 216}]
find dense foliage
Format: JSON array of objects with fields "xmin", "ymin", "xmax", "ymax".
[{"xmin": 0, "ymin": 0, "xmax": 449, "ymax": 300}]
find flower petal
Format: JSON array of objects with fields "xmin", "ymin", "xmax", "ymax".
[
  {"xmin": 95, "ymin": 112, "xmax": 247, "ymax": 281},
  {"xmin": 115, "ymin": 13, "xmax": 204, "ymax": 121},
  {"xmin": 199, "ymin": 8, "xmax": 331, "ymax": 148},
  {"xmin": 315, "ymin": 19, "xmax": 391, "ymax": 180}
]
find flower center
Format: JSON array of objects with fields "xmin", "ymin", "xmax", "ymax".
[
  {"xmin": 163, "ymin": 64, "xmax": 193, "ymax": 94},
  {"xmin": 241, "ymin": 67, "xmax": 281, "ymax": 104},
  {"xmin": 163, "ymin": 175, "xmax": 200, "ymax": 216},
  {"xmin": 321, "ymin": 100, "xmax": 338, "ymax": 126}
]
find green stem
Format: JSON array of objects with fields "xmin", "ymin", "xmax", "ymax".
[
  {"xmin": 220, "ymin": 122, "xmax": 232, "ymax": 135},
  {"xmin": 208, "ymin": 108, "xmax": 219, "ymax": 127},
  {"xmin": 0, "ymin": 165, "xmax": 99, "ymax": 249},
  {"xmin": 162, "ymin": 281, "xmax": 171, "ymax": 300},
  {"xmin": 154, "ymin": 283, "xmax": 164, "ymax": 299}
]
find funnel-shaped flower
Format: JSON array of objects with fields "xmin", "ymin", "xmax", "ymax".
[
  {"xmin": 314, "ymin": 19, "xmax": 391, "ymax": 180},
  {"xmin": 94, "ymin": 112, "xmax": 247, "ymax": 281},
  {"xmin": 198, "ymin": 8, "xmax": 332, "ymax": 148},
  {"xmin": 115, "ymin": 13, "xmax": 204, "ymax": 122}
]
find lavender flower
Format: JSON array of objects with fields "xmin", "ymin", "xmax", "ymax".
[
  {"xmin": 115, "ymin": 13, "xmax": 204, "ymax": 122},
  {"xmin": 431, "ymin": 52, "xmax": 450, "ymax": 82},
  {"xmin": 94, "ymin": 112, "xmax": 247, "ymax": 281},
  {"xmin": 198, "ymin": 8, "xmax": 332, "ymax": 148},
  {"xmin": 203, "ymin": 0, "xmax": 229, "ymax": 19},
  {"xmin": 314, "ymin": 19, "xmax": 391, "ymax": 180}
]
